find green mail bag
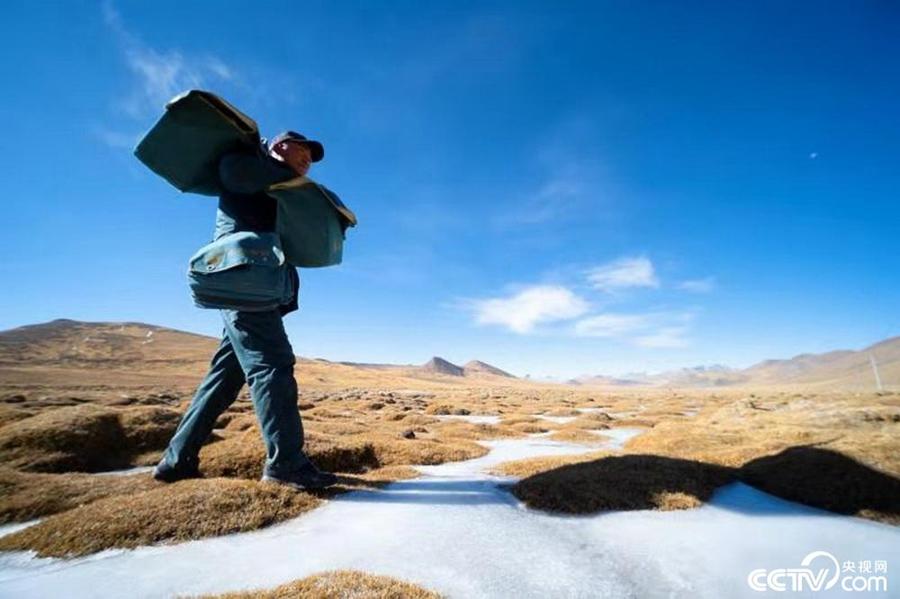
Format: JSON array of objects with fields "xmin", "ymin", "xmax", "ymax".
[
  {"xmin": 133, "ymin": 89, "xmax": 357, "ymax": 268},
  {"xmin": 267, "ymin": 177, "xmax": 358, "ymax": 268},
  {"xmin": 134, "ymin": 90, "xmax": 260, "ymax": 196}
]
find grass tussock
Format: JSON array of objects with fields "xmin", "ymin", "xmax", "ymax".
[
  {"xmin": 503, "ymin": 394, "xmax": 900, "ymax": 524},
  {"xmin": 0, "ymin": 465, "xmax": 420, "ymax": 558},
  {"xmin": 0, "ymin": 404, "xmax": 181, "ymax": 473},
  {"xmin": 545, "ymin": 428, "xmax": 609, "ymax": 444},
  {"xmin": 200, "ymin": 430, "xmax": 380, "ymax": 480},
  {"xmin": 0, "ymin": 466, "xmax": 156, "ymax": 523},
  {"xmin": 369, "ymin": 435, "xmax": 488, "ymax": 466},
  {"xmin": 511, "ymin": 454, "xmax": 734, "ymax": 514},
  {"xmin": 202, "ymin": 569, "xmax": 442, "ymax": 598},
  {"xmin": 429, "ymin": 420, "xmax": 519, "ymax": 441},
  {"xmin": 0, "ymin": 478, "xmax": 322, "ymax": 557},
  {"xmin": 201, "ymin": 421, "xmax": 488, "ymax": 480},
  {"xmin": 490, "ymin": 450, "xmax": 611, "ymax": 478},
  {"xmin": 0, "ymin": 404, "xmax": 36, "ymax": 429}
]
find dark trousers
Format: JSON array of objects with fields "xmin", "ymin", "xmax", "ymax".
[{"xmin": 163, "ymin": 309, "xmax": 305, "ymax": 476}]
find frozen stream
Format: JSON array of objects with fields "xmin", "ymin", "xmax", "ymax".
[{"xmin": 0, "ymin": 429, "xmax": 897, "ymax": 598}]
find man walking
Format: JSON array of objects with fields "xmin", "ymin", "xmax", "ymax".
[{"xmin": 154, "ymin": 131, "xmax": 337, "ymax": 490}]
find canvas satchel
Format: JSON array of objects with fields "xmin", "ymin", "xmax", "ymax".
[
  {"xmin": 187, "ymin": 231, "xmax": 294, "ymax": 311},
  {"xmin": 134, "ymin": 90, "xmax": 260, "ymax": 196},
  {"xmin": 267, "ymin": 176, "xmax": 358, "ymax": 268}
]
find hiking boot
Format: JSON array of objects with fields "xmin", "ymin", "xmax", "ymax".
[
  {"xmin": 153, "ymin": 457, "xmax": 201, "ymax": 483},
  {"xmin": 261, "ymin": 460, "xmax": 338, "ymax": 490}
]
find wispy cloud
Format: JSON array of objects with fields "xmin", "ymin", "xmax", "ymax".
[
  {"xmin": 574, "ymin": 310, "xmax": 694, "ymax": 348},
  {"xmin": 497, "ymin": 114, "xmax": 616, "ymax": 229},
  {"xmin": 586, "ymin": 256, "xmax": 659, "ymax": 291},
  {"xmin": 507, "ymin": 165, "xmax": 587, "ymax": 225},
  {"xmin": 92, "ymin": 127, "xmax": 141, "ymax": 150},
  {"xmin": 573, "ymin": 313, "xmax": 649, "ymax": 337},
  {"xmin": 678, "ymin": 277, "xmax": 716, "ymax": 293},
  {"xmin": 468, "ymin": 285, "xmax": 589, "ymax": 334},
  {"xmin": 102, "ymin": 2, "xmax": 235, "ymax": 120},
  {"xmin": 634, "ymin": 326, "xmax": 691, "ymax": 348}
]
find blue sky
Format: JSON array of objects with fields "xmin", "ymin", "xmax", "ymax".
[{"xmin": 2, "ymin": 1, "xmax": 898, "ymax": 378}]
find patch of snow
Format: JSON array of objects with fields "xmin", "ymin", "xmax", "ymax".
[
  {"xmin": 531, "ymin": 414, "xmax": 576, "ymax": 424},
  {"xmin": 0, "ymin": 521, "xmax": 41, "ymax": 540},
  {"xmin": 587, "ymin": 427, "xmax": 645, "ymax": 449},
  {"xmin": 434, "ymin": 414, "xmax": 501, "ymax": 425},
  {"xmin": 0, "ymin": 431, "xmax": 897, "ymax": 599},
  {"xmin": 609, "ymin": 411, "xmax": 637, "ymax": 418},
  {"xmin": 94, "ymin": 466, "xmax": 154, "ymax": 477}
]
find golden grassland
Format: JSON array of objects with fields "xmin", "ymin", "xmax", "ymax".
[
  {"xmin": 196, "ymin": 569, "xmax": 443, "ymax": 598},
  {"xmin": 495, "ymin": 392, "xmax": 900, "ymax": 523},
  {"xmin": 0, "ymin": 380, "xmax": 897, "ymax": 562}
]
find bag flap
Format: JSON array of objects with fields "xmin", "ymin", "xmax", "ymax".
[
  {"xmin": 134, "ymin": 89, "xmax": 261, "ymax": 196},
  {"xmin": 267, "ymin": 177, "xmax": 358, "ymax": 227},
  {"xmin": 189, "ymin": 232, "xmax": 285, "ymax": 274}
]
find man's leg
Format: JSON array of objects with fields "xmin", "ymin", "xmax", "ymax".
[
  {"xmin": 221, "ymin": 308, "xmax": 305, "ymax": 476},
  {"xmin": 162, "ymin": 332, "xmax": 245, "ymax": 471}
]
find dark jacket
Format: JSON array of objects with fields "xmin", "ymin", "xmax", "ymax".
[{"xmin": 216, "ymin": 144, "xmax": 301, "ymax": 315}]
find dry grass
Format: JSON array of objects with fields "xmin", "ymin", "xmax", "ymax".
[
  {"xmin": 0, "ymin": 478, "xmax": 323, "ymax": 557},
  {"xmin": 368, "ymin": 435, "xmax": 488, "ymax": 466},
  {"xmin": 499, "ymin": 393, "xmax": 900, "ymax": 524},
  {"xmin": 0, "ymin": 466, "xmax": 156, "ymax": 523},
  {"xmin": 545, "ymin": 428, "xmax": 610, "ymax": 444},
  {"xmin": 490, "ymin": 450, "xmax": 612, "ymax": 478},
  {"xmin": 199, "ymin": 569, "xmax": 442, "ymax": 598},
  {"xmin": 0, "ymin": 464, "xmax": 420, "ymax": 558},
  {"xmin": 0, "ymin": 404, "xmax": 129, "ymax": 472},
  {"xmin": 201, "ymin": 429, "xmax": 381, "ymax": 480},
  {"xmin": 1, "ymin": 376, "xmax": 896, "ymax": 563},
  {"xmin": 200, "ymin": 425, "xmax": 487, "ymax": 480},
  {"xmin": 427, "ymin": 420, "xmax": 520, "ymax": 441},
  {"xmin": 511, "ymin": 454, "xmax": 734, "ymax": 514},
  {"xmin": 0, "ymin": 404, "xmax": 180, "ymax": 473}
]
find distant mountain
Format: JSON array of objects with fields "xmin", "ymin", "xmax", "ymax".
[
  {"xmin": 421, "ymin": 357, "xmax": 465, "ymax": 377},
  {"xmin": 568, "ymin": 374, "xmax": 644, "ymax": 386},
  {"xmin": 0, "ymin": 319, "xmax": 214, "ymax": 368},
  {"xmin": 0, "ymin": 320, "xmax": 524, "ymax": 390},
  {"xmin": 740, "ymin": 336, "xmax": 899, "ymax": 389},
  {"xmin": 417, "ymin": 357, "xmax": 515, "ymax": 378},
  {"xmin": 463, "ymin": 360, "xmax": 514, "ymax": 378},
  {"xmin": 573, "ymin": 336, "xmax": 899, "ymax": 390}
]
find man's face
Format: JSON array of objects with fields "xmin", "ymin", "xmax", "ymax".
[{"xmin": 272, "ymin": 141, "xmax": 313, "ymax": 177}]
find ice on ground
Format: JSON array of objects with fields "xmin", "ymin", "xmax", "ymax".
[
  {"xmin": 433, "ymin": 414, "xmax": 501, "ymax": 425},
  {"xmin": 94, "ymin": 466, "xmax": 154, "ymax": 477},
  {"xmin": 0, "ymin": 521, "xmax": 41, "ymax": 540},
  {"xmin": 531, "ymin": 414, "xmax": 577, "ymax": 424},
  {"xmin": 0, "ymin": 432, "xmax": 897, "ymax": 599},
  {"xmin": 588, "ymin": 427, "xmax": 645, "ymax": 449}
]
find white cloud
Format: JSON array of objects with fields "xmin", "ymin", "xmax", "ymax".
[
  {"xmin": 573, "ymin": 310, "xmax": 694, "ymax": 348},
  {"xmin": 678, "ymin": 277, "xmax": 716, "ymax": 293},
  {"xmin": 587, "ymin": 256, "xmax": 659, "ymax": 291},
  {"xmin": 92, "ymin": 127, "xmax": 140, "ymax": 149},
  {"xmin": 509, "ymin": 170, "xmax": 584, "ymax": 225},
  {"xmin": 103, "ymin": 3, "xmax": 235, "ymax": 119},
  {"xmin": 470, "ymin": 285, "xmax": 589, "ymax": 334},
  {"xmin": 634, "ymin": 326, "xmax": 690, "ymax": 348},
  {"xmin": 573, "ymin": 313, "xmax": 649, "ymax": 337}
]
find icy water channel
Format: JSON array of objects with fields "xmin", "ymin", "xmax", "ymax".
[{"xmin": 0, "ymin": 427, "xmax": 897, "ymax": 598}]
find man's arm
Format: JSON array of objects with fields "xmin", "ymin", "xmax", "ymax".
[{"xmin": 218, "ymin": 147, "xmax": 297, "ymax": 195}]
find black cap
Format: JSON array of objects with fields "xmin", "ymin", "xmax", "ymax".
[{"xmin": 269, "ymin": 130, "xmax": 324, "ymax": 162}]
